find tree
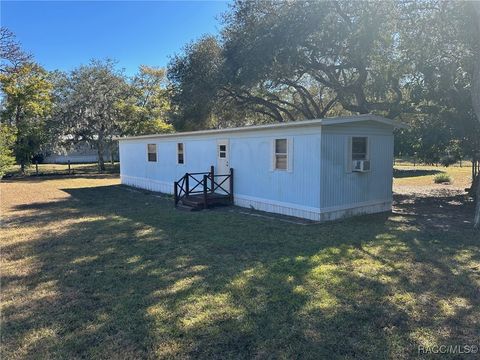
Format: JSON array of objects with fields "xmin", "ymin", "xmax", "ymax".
[
  {"xmin": 169, "ymin": 1, "xmax": 416, "ymax": 128},
  {"xmin": 118, "ymin": 65, "xmax": 174, "ymax": 135},
  {"xmin": 169, "ymin": 1, "xmax": 478, "ymax": 153},
  {"xmin": 0, "ymin": 124, "xmax": 16, "ymax": 177},
  {"xmin": 470, "ymin": 2, "xmax": 480, "ymax": 229},
  {"xmin": 168, "ymin": 36, "xmax": 225, "ymax": 130},
  {"xmin": 0, "ymin": 27, "xmax": 32, "ymax": 73},
  {"xmin": 396, "ymin": 1, "xmax": 479, "ymax": 162},
  {"xmin": 51, "ymin": 60, "xmax": 128, "ymax": 171},
  {"xmin": 221, "ymin": 0, "xmax": 408, "ymax": 119},
  {"xmin": 167, "ymin": 0, "xmax": 480, "ymax": 227},
  {"xmin": 397, "ymin": 0, "xmax": 479, "ymax": 228},
  {"xmin": 51, "ymin": 61, "xmax": 174, "ymax": 170},
  {"xmin": 0, "ymin": 28, "xmax": 48, "ymax": 173},
  {"xmin": 0, "ymin": 62, "xmax": 52, "ymax": 171}
]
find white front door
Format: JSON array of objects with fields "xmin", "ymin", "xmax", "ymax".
[{"xmin": 216, "ymin": 139, "xmax": 230, "ymax": 192}]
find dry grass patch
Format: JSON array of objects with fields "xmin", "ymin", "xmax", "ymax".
[{"xmin": 393, "ymin": 163, "xmax": 472, "ymax": 190}]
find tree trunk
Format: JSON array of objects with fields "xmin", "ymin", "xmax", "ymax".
[
  {"xmin": 471, "ymin": 3, "xmax": 480, "ymax": 230},
  {"xmin": 97, "ymin": 140, "xmax": 105, "ymax": 172},
  {"xmin": 17, "ymin": 136, "xmax": 27, "ymax": 174},
  {"xmin": 15, "ymin": 106, "xmax": 26, "ymax": 174},
  {"xmin": 475, "ymin": 176, "xmax": 480, "ymax": 229},
  {"xmin": 108, "ymin": 141, "xmax": 115, "ymax": 165}
]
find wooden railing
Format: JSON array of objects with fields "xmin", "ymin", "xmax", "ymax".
[{"xmin": 174, "ymin": 166, "xmax": 234, "ymax": 208}]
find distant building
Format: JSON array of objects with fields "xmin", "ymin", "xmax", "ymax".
[{"xmin": 43, "ymin": 142, "xmax": 118, "ymax": 164}]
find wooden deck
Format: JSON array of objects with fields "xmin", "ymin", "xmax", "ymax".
[
  {"xmin": 180, "ymin": 192, "xmax": 231, "ymax": 209},
  {"xmin": 174, "ymin": 167, "xmax": 234, "ymax": 211}
]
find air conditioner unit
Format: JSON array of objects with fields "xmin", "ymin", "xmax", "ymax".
[{"xmin": 352, "ymin": 160, "xmax": 371, "ymax": 172}]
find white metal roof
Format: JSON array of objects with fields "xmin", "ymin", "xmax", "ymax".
[{"xmin": 116, "ymin": 114, "xmax": 406, "ymax": 141}]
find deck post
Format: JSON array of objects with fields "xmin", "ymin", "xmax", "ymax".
[
  {"xmin": 203, "ymin": 175, "xmax": 208, "ymax": 209},
  {"xmin": 229, "ymin": 168, "xmax": 234, "ymax": 204},
  {"xmin": 185, "ymin": 174, "xmax": 189, "ymax": 196},
  {"xmin": 210, "ymin": 165, "xmax": 214, "ymax": 193},
  {"xmin": 174, "ymin": 181, "xmax": 178, "ymax": 206}
]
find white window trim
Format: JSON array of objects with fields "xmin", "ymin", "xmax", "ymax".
[
  {"xmin": 218, "ymin": 143, "xmax": 227, "ymax": 159},
  {"xmin": 271, "ymin": 137, "xmax": 293, "ymax": 172},
  {"xmin": 352, "ymin": 136, "xmax": 369, "ymax": 161},
  {"xmin": 177, "ymin": 142, "xmax": 185, "ymax": 165},
  {"xmin": 147, "ymin": 143, "xmax": 157, "ymax": 162}
]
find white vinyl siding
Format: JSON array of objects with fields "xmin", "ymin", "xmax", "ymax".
[{"xmin": 119, "ymin": 116, "xmax": 395, "ymax": 221}]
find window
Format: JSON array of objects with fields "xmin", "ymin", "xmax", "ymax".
[
  {"xmin": 218, "ymin": 144, "xmax": 227, "ymax": 158},
  {"xmin": 177, "ymin": 143, "xmax": 184, "ymax": 164},
  {"xmin": 352, "ymin": 137, "xmax": 368, "ymax": 160},
  {"xmin": 147, "ymin": 144, "xmax": 157, "ymax": 162},
  {"xmin": 274, "ymin": 138, "xmax": 288, "ymax": 170}
]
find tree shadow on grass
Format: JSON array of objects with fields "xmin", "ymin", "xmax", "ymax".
[
  {"xmin": 393, "ymin": 190, "xmax": 474, "ymax": 230},
  {"xmin": 1, "ymin": 173, "xmax": 119, "ymax": 184},
  {"xmin": 393, "ymin": 168, "xmax": 444, "ymax": 178},
  {"xmin": 2, "ymin": 184, "xmax": 479, "ymax": 359}
]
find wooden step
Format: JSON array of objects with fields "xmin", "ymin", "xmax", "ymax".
[
  {"xmin": 180, "ymin": 198, "xmax": 204, "ymax": 208},
  {"xmin": 176, "ymin": 203, "xmax": 199, "ymax": 212},
  {"xmin": 181, "ymin": 193, "xmax": 231, "ymax": 209}
]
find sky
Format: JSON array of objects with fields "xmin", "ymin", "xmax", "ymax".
[{"xmin": 1, "ymin": 1, "xmax": 230, "ymax": 75}]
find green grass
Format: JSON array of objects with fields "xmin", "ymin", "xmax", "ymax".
[{"xmin": 1, "ymin": 177, "xmax": 479, "ymax": 359}]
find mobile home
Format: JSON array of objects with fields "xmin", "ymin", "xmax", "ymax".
[
  {"xmin": 43, "ymin": 142, "xmax": 118, "ymax": 164},
  {"xmin": 118, "ymin": 114, "xmax": 404, "ymax": 221}
]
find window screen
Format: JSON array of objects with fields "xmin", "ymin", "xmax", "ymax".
[
  {"xmin": 275, "ymin": 139, "xmax": 288, "ymax": 170},
  {"xmin": 352, "ymin": 137, "xmax": 367, "ymax": 160},
  {"xmin": 147, "ymin": 144, "xmax": 157, "ymax": 162},
  {"xmin": 177, "ymin": 143, "xmax": 184, "ymax": 164}
]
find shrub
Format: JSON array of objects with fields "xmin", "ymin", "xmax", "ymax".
[
  {"xmin": 440, "ymin": 154, "xmax": 457, "ymax": 167},
  {"xmin": 433, "ymin": 173, "xmax": 452, "ymax": 184}
]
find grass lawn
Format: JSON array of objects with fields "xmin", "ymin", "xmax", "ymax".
[
  {"xmin": 393, "ymin": 162, "xmax": 472, "ymax": 190},
  {"xmin": 1, "ymin": 173, "xmax": 479, "ymax": 359}
]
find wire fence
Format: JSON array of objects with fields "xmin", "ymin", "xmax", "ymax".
[
  {"xmin": 4, "ymin": 161, "xmax": 120, "ymax": 178},
  {"xmin": 394, "ymin": 158, "xmax": 473, "ymax": 168}
]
